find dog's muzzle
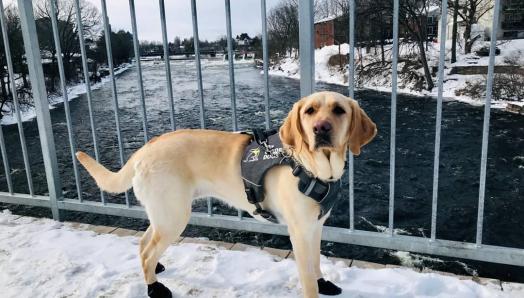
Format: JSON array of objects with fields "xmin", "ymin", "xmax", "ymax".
[
  {"xmin": 314, "ymin": 120, "xmax": 332, "ymax": 148},
  {"xmin": 315, "ymin": 133, "xmax": 332, "ymax": 148}
]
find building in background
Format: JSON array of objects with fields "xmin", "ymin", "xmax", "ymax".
[
  {"xmin": 440, "ymin": 0, "xmax": 524, "ymax": 42},
  {"xmin": 501, "ymin": 0, "xmax": 524, "ymax": 39},
  {"xmin": 314, "ymin": 15, "xmax": 338, "ymax": 48}
]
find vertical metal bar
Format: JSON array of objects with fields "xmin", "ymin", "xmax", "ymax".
[
  {"xmin": 477, "ymin": 0, "xmax": 501, "ymax": 246},
  {"xmin": 261, "ymin": 0, "xmax": 270, "ymax": 129},
  {"xmin": 190, "ymin": 0, "xmax": 205, "ymax": 130},
  {"xmin": 0, "ymin": 0, "xmax": 34, "ymax": 196},
  {"xmin": 191, "ymin": 0, "xmax": 205, "ymax": 130},
  {"xmin": 74, "ymin": 0, "xmax": 104, "ymax": 203},
  {"xmin": 348, "ymin": 0, "xmax": 355, "ymax": 231},
  {"xmin": 0, "ymin": 0, "xmax": 11, "ymax": 195},
  {"xmin": 224, "ymin": 0, "xmax": 241, "ymax": 219},
  {"xmin": 0, "ymin": 0, "xmax": 16, "ymax": 194},
  {"xmin": 129, "ymin": 0, "xmax": 149, "ymax": 142},
  {"xmin": 101, "ymin": 0, "xmax": 129, "ymax": 207},
  {"xmin": 298, "ymin": 0, "xmax": 315, "ymax": 97},
  {"xmin": 159, "ymin": 0, "xmax": 176, "ymax": 131},
  {"xmin": 389, "ymin": 0, "xmax": 400, "ymax": 236},
  {"xmin": 224, "ymin": 0, "xmax": 238, "ymax": 132},
  {"xmin": 190, "ymin": 0, "xmax": 212, "ymax": 216},
  {"xmin": 0, "ymin": 127, "xmax": 12, "ymax": 194},
  {"xmin": 49, "ymin": 0, "xmax": 82, "ymax": 201},
  {"xmin": 431, "ymin": 0, "xmax": 448, "ymax": 241},
  {"xmin": 17, "ymin": 0, "xmax": 61, "ymax": 220}
]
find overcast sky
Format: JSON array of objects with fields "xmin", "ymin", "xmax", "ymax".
[{"xmin": 88, "ymin": 0, "xmax": 281, "ymax": 42}]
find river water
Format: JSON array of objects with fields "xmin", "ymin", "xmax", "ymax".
[{"xmin": 1, "ymin": 59, "xmax": 523, "ymax": 280}]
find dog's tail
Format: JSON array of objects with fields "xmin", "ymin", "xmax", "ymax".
[{"xmin": 76, "ymin": 151, "xmax": 135, "ymax": 194}]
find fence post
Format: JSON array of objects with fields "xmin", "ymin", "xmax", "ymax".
[
  {"xmin": 17, "ymin": 0, "xmax": 62, "ymax": 220},
  {"xmin": 298, "ymin": 0, "xmax": 315, "ymax": 97}
]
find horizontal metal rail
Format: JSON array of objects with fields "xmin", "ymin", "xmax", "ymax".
[
  {"xmin": 0, "ymin": 0, "xmax": 521, "ymax": 269},
  {"xmin": 1, "ymin": 192, "xmax": 523, "ymax": 266}
]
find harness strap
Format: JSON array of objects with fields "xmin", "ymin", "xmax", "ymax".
[
  {"xmin": 280, "ymin": 157, "xmax": 339, "ymax": 219},
  {"xmin": 252, "ymin": 128, "xmax": 278, "ymax": 146}
]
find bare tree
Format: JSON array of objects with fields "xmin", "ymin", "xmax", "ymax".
[
  {"xmin": 455, "ymin": 0, "xmax": 493, "ymax": 54},
  {"xmin": 34, "ymin": 0, "xmax": 101, "ymax": 84},
  {"xmin": 0, "ymin": 4, "xmax": 32, "ymax": 117},
  {"xmin": 398, "ymin": 0, "xmax": 435, "ymax": 90},
  {"xmin": 450, "ymin": 0, "xmax": 459, "ymax": 63},
  {"xmin": 267, "ymin": 0, "xmax": 299, "ymax": 58}
]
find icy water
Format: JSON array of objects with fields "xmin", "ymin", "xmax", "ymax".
[{"xmin": 1, "ymin": 60, "xmax": 523, "ymax": 280}]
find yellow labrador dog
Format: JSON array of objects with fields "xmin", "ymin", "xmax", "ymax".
[{"xmin": 76, "ymin": 91, "xmax": 376, "ymax": 298}]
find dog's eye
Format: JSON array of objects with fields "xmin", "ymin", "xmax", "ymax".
[
  {"xmin": 304, "ymin": 107, "xmax": 315, "ymax": 115},
  {"xmin": 333, "ymin": 106, "xmax": 345, "ymax": 115}
]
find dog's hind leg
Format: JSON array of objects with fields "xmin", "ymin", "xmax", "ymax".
[
  {"xmin": 141, "ymin": 228, "xmax": 173, "ymax": 298},
  {"xmin": 140, "ymin": 226, "xmax": 165, "ymax": 274},
  {"xmin": 140, "ymin": 199, "xmax": 192, "ymax": 298}
]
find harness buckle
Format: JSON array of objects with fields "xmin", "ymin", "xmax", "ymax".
[
  {"xmin": 253, "ymin": 203, "xmax": 278, "ymax": 223},
  {"xmin": 292, "ymin": 165, "xmax": 302, "ymax": 177},
  {"xmin": 260, "ymin": 139, "xmax": 270, "ymax": 151},
  {"xmin": 245, "ymin": 188, "xmax": 257, "ymax": 204}
]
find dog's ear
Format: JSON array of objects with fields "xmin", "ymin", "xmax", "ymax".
[
  {"xmin": 347, "ymin": 99, "xmax": 377, "ymax": 156},
  {"xmin": 280, "ymin": 100, "xmax": 305, "ymax": 152}
]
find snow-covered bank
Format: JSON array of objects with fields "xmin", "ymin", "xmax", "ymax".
[
  {"xmin": 1, "ymin": 63, "xmax": 132, "ymax": 126},
  {"xmin": 269, "ymin": 40, "xmax": 524, "ymax": 110},
  {"xmin": 1, "ymin": 210, "xmax": 521, "ymax": 298}
]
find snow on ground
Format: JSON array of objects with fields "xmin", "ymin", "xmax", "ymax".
[
  {"xmin": 269, "ymin": 40, "xmax": 524, "ymax": 109},
  {"xmin": 1, "ymin": 63, "xmax": 132, "ymax": 126},
  {"xmin": 1, "ymin": 210, "xmax": 522, "ymax": 298}
]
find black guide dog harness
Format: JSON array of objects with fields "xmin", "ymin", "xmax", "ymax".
[{"xmin": 241, "ymin": 129, "xmax": 342, "ymax": 223}]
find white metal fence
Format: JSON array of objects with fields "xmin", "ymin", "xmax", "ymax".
[{"xmin": 0, "ymin": 0, "xmax": 523, "ymax": 267}]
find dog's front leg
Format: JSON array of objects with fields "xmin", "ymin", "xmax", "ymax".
[
  {"xmin": 312, "ymin": 223, "xmax": 342, "ymax": 296},
  {"xmin": 288, "ymin": 225, "xmax": 319, "ymax": 298},
  {"xmin": 312, "ymin": 223, "xmax": 323, "ymax": 280}
]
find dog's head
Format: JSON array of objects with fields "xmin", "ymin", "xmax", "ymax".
[{"xmin": 280, "ymin": 91, "xmax": 377, "ymax": 156}]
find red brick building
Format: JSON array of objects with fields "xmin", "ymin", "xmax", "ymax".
[
  {"xmin": 315, "ymin": 17, "xmax": 336, "ymax": 48},
  {"xmin": 314, "ymin": 15, "xmax": 348, "ymax": 48}
]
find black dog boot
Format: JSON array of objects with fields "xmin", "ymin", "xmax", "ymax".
[
  {"xmin": 155, "ymin": 262, "xmax": 166, "ymax": 274},
  {"xmin": 147, "ymin": 281, "xmax": 172, "ymax": 298},
  {"xmin": 317, "ymin": 278, "xmax": 342, "ymax": 296}
]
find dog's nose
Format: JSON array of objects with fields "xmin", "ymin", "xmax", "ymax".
[{"xmin": 313, "ymin": 120, "xmax": 332, "ymax": 134}]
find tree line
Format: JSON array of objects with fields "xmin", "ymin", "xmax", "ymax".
[
  {"xmin": 139, "ymin": 33, "xmax": 262, "ymax": 58},
  {"xmin": 0, "ymin": 0, "xmax": 134, "ymax": 119}
]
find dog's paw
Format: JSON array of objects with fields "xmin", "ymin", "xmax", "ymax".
[
  {"xmin": 155, "ymin": 262, "xmax": 166, "ymax": 274},
  {"xmin": 317, "ymin": 278, "xmax": 342, "ymax": 296},
  {"xmin": 147, "ymin": 281, "xmax": 172, "ymax": 298}
]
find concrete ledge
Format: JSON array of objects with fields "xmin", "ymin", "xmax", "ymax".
[
  {"xmin": 328, "ymin": 257, "xmax": 351, "ymax": 266},
  {"xmin": 112, "ymin": 228, "xmax": 138, "ymax": 237},
  {"xmin": 230, "ymin": 243, "xmax": 258, "ymax": 252},
  {"xmin": 262, "ymin": 246, "xmax": 291, "ymax": 260},
  {"xmin": 45, "ymin": 219, "xmax": 508, "ymax": 287},
  {"xmin": 351, "ymin": 260, "xmax": 386, "ymax": 269},
  {"xmin": 181, "ymin": 237, "xmax": 235, "ymax": 250}
]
